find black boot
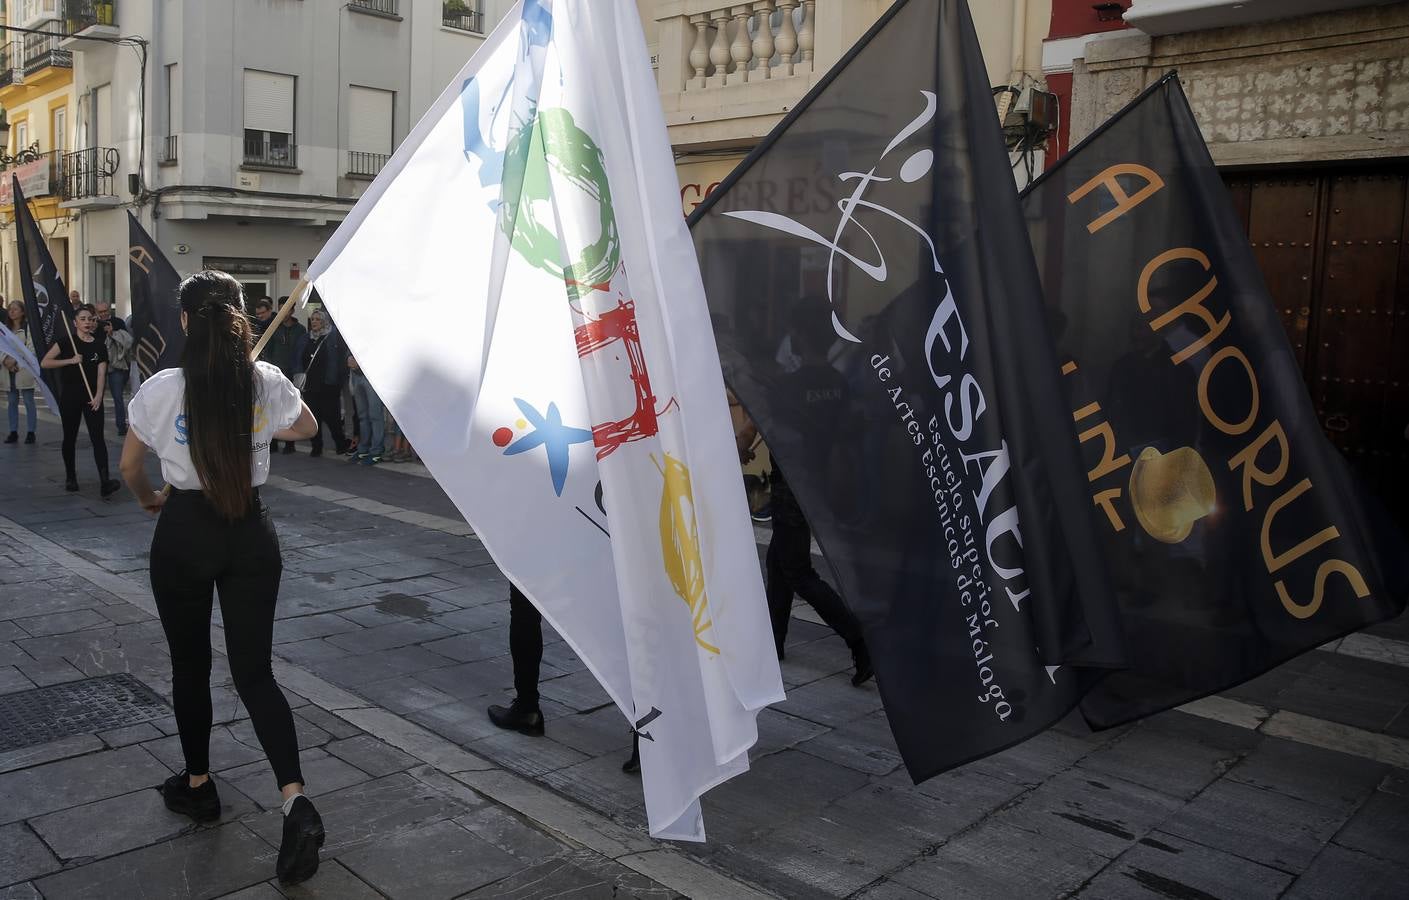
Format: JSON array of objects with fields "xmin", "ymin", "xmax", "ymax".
[
  {"xmin": 276, "ymin": 795, "xmax": 325, "ymax": 885},
  {"xmin": 24, "ymin": 432, "xmax": 34, "ymax": 444},
  {"xmin": 851, "ymin": 644, "xmax": 874, "ymax": 687},
  {"xmin": 622, "ymin": 732, "xmax": 640, "ymax": 775},
  {"xmin": 3, "ymin": 431, "xmax": 15, "ymax": 444},
  {"xmin": 100, "ymin": 478, "xmax": 122, "ymax": 498},
  {"xmin": 487, "ymin": 698, "xmax": 545, "ymax": 736},
  {"xmin": 64, "ymin": 476, "xmax": 79, "ymax": 492},
  {"xmin": 160, "ymin": 771, "xmax": 221, "ymax": 822}
]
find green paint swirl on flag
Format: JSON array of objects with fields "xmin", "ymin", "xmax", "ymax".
[{"xmin": 501, "ymin": 107, "xmax": 620, "ymax": 297}]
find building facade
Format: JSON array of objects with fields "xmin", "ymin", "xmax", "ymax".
[
  {"xmin": 0, "ymin": 0, "xmax": 79, "ymax": 302},
  {"xmin": 644, "ymin": 0, "xmax": 1058, "ymax": 213},
  {"xmin": 38, "ymin": 0, "xmax": 504, "ymax": 313},
  {"xmin": 1044, "ymin": 0, "xmax": 1409, "ymax": 519}
]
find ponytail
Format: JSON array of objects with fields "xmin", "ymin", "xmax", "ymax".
[{"xmin": 178, "ymin": 271, "xmax": 256, "ymax": 520}]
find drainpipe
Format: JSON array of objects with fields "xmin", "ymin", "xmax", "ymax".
[{"xmin": 1011, "ymin": 0, "xmax": 1029, "ymax": 80}]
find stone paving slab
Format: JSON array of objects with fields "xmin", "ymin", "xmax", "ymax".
[{"xmin": 5, "ymin": 427, "xmax": 1409, "ymax": 898}]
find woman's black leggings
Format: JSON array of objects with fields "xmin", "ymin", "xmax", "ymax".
[
  {"xmin": 150, "ymin": 490, "xmax": 303, "ymax": 788},
  {"xmin": 59, "ymin": 392, "xmax": 108, "ymax": 481}
]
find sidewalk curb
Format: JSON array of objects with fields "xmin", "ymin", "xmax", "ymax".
[{"xmin": 0, "ymin": 512, "xmax": 776, "ymax": 900}]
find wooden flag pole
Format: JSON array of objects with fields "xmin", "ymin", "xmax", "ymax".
[
  {"xmin": 159, "ymin": 278, "xmax": 313, "ymax": 500},
  {"xmin": 58, "ymin": 309, "xmax": 96, "ymax": 403}
]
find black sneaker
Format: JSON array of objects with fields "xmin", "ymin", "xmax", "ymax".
[
  {"xmin": 276, "ymin": 795, "xmax": 325, "ymax": 886},
  {"xmin": 309, "ymin": 447, "xmax": 323, "ymax": 458},
  {"xmin": 3, "ymin": 431, "xmax": 16, "ymax": 444},
  {"xmin": 160, "ymin": 771, "xmax": 221, "ymax": 822},
  {"xmin": 64, "ymin": 478, "xmax": 79, "ymax": 492},
  {"xmin": 24, "ymin": 432, "xmax": 35, "ymax": 444},
  {"xmin": 100, "ymin": 479, "xmax": 122, "ymax": 499},
  {"xmin": 281, "ymin": 442, "xmax": 296, "ymax": 454},
  {"xmin": 487, "ymin": 699, "xmax": 545, "ymax": 736},
  {"xmin": 851, "ymin": 645, "xmax": 875, "ymax": 687}
]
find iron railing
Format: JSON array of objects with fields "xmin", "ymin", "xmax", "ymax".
[
  {"xmin": 63, "ymin": 0, "xmax": 117, "ymax": 33},
  {"xmin": 442, "ymin": 2, "xmax": 483, "ymax": 33},
  {"xmin": 0, "ymin": 41, "xmax": 21, "ymax": 88},
  {"xmin": 61, "ymin": 146, "xmax": 119, "ymax": 200},
  {"xmin": 243, "ymin": 136, "xmax": 297, "ymax": 169},
  {"xmin": 22, "ymin": 33, "xmax": 72, "ymax": 75},
  {"xmin": 349, "ymin": 0, "xmax": 399, "ymax": 16},
  {"xmin": 347, "ymin": 150, "xmax": 389, "ymax": 178},
  {"xmin": 160, "ymin": 134, "xmax": 178, "ymax": 164}
]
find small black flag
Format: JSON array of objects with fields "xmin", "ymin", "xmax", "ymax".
[
  {"xmin": 1020, "ymin": 74, "xmax": 1409, "ymax": 727},
  {"xmin": 126, "ymin": 211, "xmax": 184, "ymax": 378},
  {"xmin": 13, "ymin": 176, "xmax": 75, "ymax": 403},
  {"xmin": 690, "ymin": 0, "xmax": 1124, "ymax": 781}
]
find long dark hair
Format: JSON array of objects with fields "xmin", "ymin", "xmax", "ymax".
[{"xmin": 178, "ymin": 271, "xmax": 256, "ymax": 520}]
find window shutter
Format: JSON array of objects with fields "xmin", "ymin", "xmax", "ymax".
[
  {"xmin": 348, "ymin": 86, "xmax": 393, "ymax": 155},
  {"xmin": 244, "ymin": 70, "xmax": 295, "ymax": 135}
]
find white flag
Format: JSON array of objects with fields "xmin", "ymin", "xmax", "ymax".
[
  {"xmin": 308, "ymin": 0, "xmax": 784, "ymax": 841},
  {"xmin": 0, "ymin": 325, "xmax": 58, "ymax": 413}
]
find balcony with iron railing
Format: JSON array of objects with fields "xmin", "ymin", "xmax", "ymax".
[
  {"xmin": 442, "ymin": 0, "xmax": 484, "ymax": 33},
  {"xmin": 350, "ymin": 0, "xmax": 401, "ymax": 19},
  {"xmin": 60, "ymin": 146, "xmax": 120, "ymax": 205},
  {"xmin": 0, "ymin": 148, "xmax": 64, "ymax": 204},
  {"xmin": 0, "ymin": 41, "xmax": 23, "ymax": 90},
  {"xmin": 347, "ymin": 150, "xmax": 389, "ymax": 179},
  {"xmin": 22, "ymin": 33, "xmax": 72, "ymax": 76},
  {"xmin": 243, "ymin": 135, "xmax": 298, "ymax": 170},
  {"xmin": 63, "ymin": 0, "xmax": 118, "ymax": 37}
]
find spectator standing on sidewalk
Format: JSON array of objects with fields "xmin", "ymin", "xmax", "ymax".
[
  {"xmin": 257, "ymin": 299, "xmax": 306, "ymax": 454},
  {"xmin": 41, "ymin": 304, "xmax": 121, "ymax": 498},
  {"xmin": 251, "ymin": 297, "xmax": 274, "ymax": 340},
  {"xmin": 299, "ymin": 308, "xmax": 350, "ymax": 458},
  {"xmin": 98, "ymin": 302, "xmax": 134, "ymax": 436},
  {"xmin": 346, "ymin": 354, "xmax": 384, "ymax": 465},
  {"xmin": 3, "ymin": 299, "xmax": 38, "ymax": 444},
  {"xmin": 119, "ymin": 270, "xmax": 325, "ymax": 886}
]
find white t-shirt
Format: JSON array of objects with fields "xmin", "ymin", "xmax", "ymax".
[{"xmin": 127, "ymin": 361, "xmax": 303, "ymax": 491}]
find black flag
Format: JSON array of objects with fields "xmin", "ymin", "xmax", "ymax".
[
  {"xmin": 1021, "ymin": 74, "xmax": 1409, "ymax": 727},
  {"xmin": 690, "ymin": 0, "xmax": 1124, "ymax": 780},
  {"xmin": 14, "ymin": 176, "xmax": 75, "ymax": 402},
  {"xmin": 126, "ymin": 211, "xmax": 184, "ymax": 378}
]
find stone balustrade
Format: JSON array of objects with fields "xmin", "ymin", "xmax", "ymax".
[{"xmin": 681, "ymin": 1, "xmax": 817, "ymax": 90}]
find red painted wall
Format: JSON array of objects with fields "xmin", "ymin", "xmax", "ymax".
[{"xmin": 1048, "ymin": 0, "xmax": 1133, "ymax": 41}]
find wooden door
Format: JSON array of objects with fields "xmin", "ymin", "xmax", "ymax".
[{"xmin": 1224, "ymin": 166, "xmax": 1409, "ymax": 522}]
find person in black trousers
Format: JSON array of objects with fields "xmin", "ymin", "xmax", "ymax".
[
  {"xmin": 763, "ymin": 317, "xmax": 873, "ymax": 686},
  {"xmin": 487, "ymin": 585, "xmax": 643, "ymax": 773},
  {"xmin": 299, "ymin": 308, "xmax": 349, "ymax": 457},
  {"xmin": 41, "ymin": 304, "xmax": 121, "ymax": 497},
  {"xmin": 119, "ymin": 271, "xmax": 325, "ymax": 886}
]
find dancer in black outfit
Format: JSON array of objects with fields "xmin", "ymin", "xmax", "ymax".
[
  {"xmin": 119, "ymin": 271, "xmax": 325, "ymax": 885},
  {"xmin": 41, "ymin": 304, "xmax": 121, "ymax": 496}
]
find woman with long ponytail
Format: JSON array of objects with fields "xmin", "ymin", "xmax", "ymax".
[{"xmin": 119, "ymin": 271, "xmax": 326, "ymax": 886}]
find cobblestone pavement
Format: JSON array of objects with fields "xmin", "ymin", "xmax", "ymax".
[{"xmin": 3, "ymin": 410, "xmax": 1408, "ymax": 899}]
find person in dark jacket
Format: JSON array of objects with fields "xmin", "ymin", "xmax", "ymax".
[
  {"xmin": 299, "ymin": 308, "xmax": 349, "ymax": 457},
  {"xmin": 259, "ymin": 302, "xmax": 306, "ymax": 453}
]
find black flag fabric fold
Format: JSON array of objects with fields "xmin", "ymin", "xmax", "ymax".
[
  {"xmin": 13, "ymin": 176, "xmax": 76, "ymax": 403},
  {"xmin": 126, "ymin": 211, "xmax": 184, "ymax": 378},
  {"xmin": 690, "ymin": 0, "xmax": 1124, "ymax": 781},
  {"xmin": 1020, "ymin": 74, "xmax": 1409, "ymax": 728}
]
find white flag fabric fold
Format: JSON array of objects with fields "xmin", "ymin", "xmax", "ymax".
[
  {"xmin": 0, "ymin": 326, "xmax": 58, "ymax": 413},
  {"xmin": 308, "ymin": 0, "xmax": 783, "ymax": 840}
]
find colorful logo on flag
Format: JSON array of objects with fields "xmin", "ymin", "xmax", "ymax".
[{"xmin": 493, "ymin": 397, "xmax": 592, "ymax": 496}]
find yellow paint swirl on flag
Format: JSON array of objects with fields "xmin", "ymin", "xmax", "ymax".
[{"xmin": 657, "ymin": 454, "xmax": 719, "ymax": 655}]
